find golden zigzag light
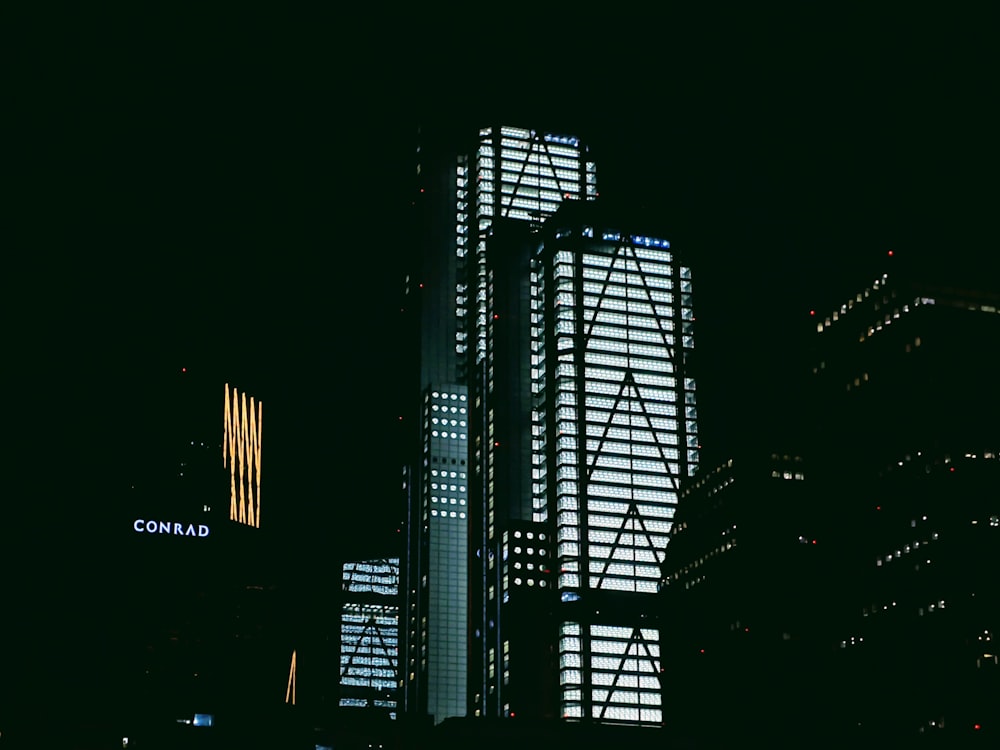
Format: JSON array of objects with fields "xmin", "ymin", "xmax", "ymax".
[
  {"xmin": 286, "ymin": 649, "xmax": 297, "ymax": 705},
  {"xmin": 223, "ymin": 384, "xmax": 263, "ymax": 528}
]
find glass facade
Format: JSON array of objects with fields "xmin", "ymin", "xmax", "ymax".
[
  {"xmin": 421, "ymin": 386, "xmax": 469, "ymax": 723},
  {"xmin": 472, "ymin": 127, "xmax": 596, "ymax": 719},
  {"xmin": 559, "ymin": 622, "xmax": 663, "ymax": 724},
  {"xmin": 535, "ymin": 222, "xmax": 697, "ymax": 726},
  {"xmin": 471, "ymin": 126, "xmax": 596, "ymax": 368},
  {"xmin": 410, "ymin": 124, "xmax": 594, "ymax": 724},
  {"xmin": 339, "ymin": 558, "xmax": 400, "ymax": 717}
]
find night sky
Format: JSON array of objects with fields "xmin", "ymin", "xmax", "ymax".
[{"xmin": 8, "ymin": 6, "xmax": 997, "ymax": 620}]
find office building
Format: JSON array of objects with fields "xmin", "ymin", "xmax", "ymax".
[
  {"xmin": 529, "ymin": 202, "xmax": 698, "ymax": 725},
  {"xmin": 339, "ymin": 557, "xmax": 401, "ymax": 718},
  {"xmin": 658, "ymin": 450, "xmax": 836, "ymax": 742},
  {"xmin": 96, "ymin": 367, "xmax": 292, "ymax": 742},
  {"xmin": 804, "ymin": 255, "xmax": 1000, "ymax": 739},
  {"xmin": 403, "ymin": 124, "xmax": 596, "ymax": 725}
]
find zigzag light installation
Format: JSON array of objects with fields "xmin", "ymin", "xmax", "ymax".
[{"xmin": 223, "ymin": 384, "xmax": 262, "ymax": 527}]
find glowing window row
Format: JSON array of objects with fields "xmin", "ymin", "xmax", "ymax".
[
  {"xmin": 584, "ymin": 312, "xmax": 674, "ymax": 338},
  {"xmin": 587, "ymin": 560, "xmax": 663, "ymax": 580},
  {"xmin": 584, "ymin": 498, "xmax": 675, "ymax": 518},
  {"xmin": 581, "ymin": 269, "xmax": 673, "ymax": 289},
  {"xmin": 429, "ymin": 482, "xmax": 466, "ymax": 491},
  {"xmin": 582, "ymin": 255, "xmax": 672, "ymax": 278},
  {"xmin": 583, "ymin": 427, "xmax": 674, "ymax": 445},
  {"xmin": 431, "ymin": 510, "xmax": 467, "ymax": 519},
  {"xmin": 585, "ymin": 416, "xmax": 680, "ymax": 435},
  {"xmin": 581, "ymin": 334, "xmax": 676, "ymax": 357},
  {"xmin": 587, "ymin": 484, "xmax": 678, "ymax": 504},
  {"xmin": 431, "ymin": 392, "xmax": 467, "ymax": 401},
  {"xmin": 587, "ymin": 547, "xmax": 662, "ymax": 565},
  {"xmin": 586, "ymin": 507, "xmax": 674, "ymax": 528},
  {"xmin": 499, "ymin": 136, "xmax": 581, "ymax": 158},
  {"xmin": 583, "ymin": 369, "xmax": 677, "ymax": 391},
  {"xmin": 579, "ymin": 441, "xmax": 680, "ymax": 458},
  {"xmin": 583, "ymin": 295, "xmax": 676, "ymax": 314},
  {"xmin": 582, "ymin": 255, "xmax": 671, "ymax": 274},
  {"xmin": 431, "ymin": 404, "xmax": 467, "ymax": 414},
  {"xmin": 499, "ymin": 152, "xmax": 581, "ymax": 170},
  {"xmin": 586, "ymin": 399, "xmax": 679, "ymax": 416},
  {"xmin": 582, "ymin": 313, "xmax": 670, "ymax": 333},
  {"xmin": 580, "ymin": 280, "xmax": 674, "ymax": 301},
  {"xmin": 587, "ymin": 455, "xmax": 676, "ymax": 473},
  {"xmin": 583, "ymin": 354, "xmax": 676, "ymax": 379},
  {"xmin": 589, "ymin": 469, "xmax": 679, "ymax": 487}
]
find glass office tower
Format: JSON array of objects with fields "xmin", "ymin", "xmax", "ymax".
[
  {"xmin": 404, "ymin": 124, "xmax": 595, "ymax": 725},
  {"xmin": 339, "ymin": 558, "xmax": 400, "ymax": 718},
  {"xmin": 532, "ymin": 203, "xmax": 698, "ymax": 725}
]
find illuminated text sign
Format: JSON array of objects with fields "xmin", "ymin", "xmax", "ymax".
[{"xmin": 133, "ymin": 519, "xmax": 210, "ymax": 537}]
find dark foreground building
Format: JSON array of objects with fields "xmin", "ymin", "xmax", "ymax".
[
  {"xmin": 659, "ymin": 449, "xmax": 840, "ymax": 743},
  {"xmin": 805, "ymin": 254, "xmax": 1000, "ymax": 741},
  {"xmin": 2, "ymin": 365, "xmax": 296, "ymax": 749}
]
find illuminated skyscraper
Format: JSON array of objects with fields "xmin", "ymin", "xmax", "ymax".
[
  {"xmin": 339, "ymin": 558, "xmax": 401, "ymax": 718},
  {"xmin": 403, "ymin": 123, "xmax": 596, "ymax": 724},
  {"xmin": 528, "ymin": 202, "xmax": 698, "ymax": 725}
]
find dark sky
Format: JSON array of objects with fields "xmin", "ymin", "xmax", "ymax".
[
  {"xmin": 10, "ymin": 7, "xmax": 997, "ymax": 558},
  {"xmin": 5, "ymin": 9, "xmax": 997, "ymax": 720}
]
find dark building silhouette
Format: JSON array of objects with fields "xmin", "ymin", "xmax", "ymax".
[
  {"xmin": 27, "ymin": 366, "xmax": 299, "ymax": 747},
  {"xmin": 803, "ymin": 254, "xmax": 1000, "ymax": 740},
  {"xmin": 659, "ymin": 450, "xmax": 839, "ymax": 743}
]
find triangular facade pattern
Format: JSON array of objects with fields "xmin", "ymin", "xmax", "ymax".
[{"xmin": 580, "ymin": 236, "xmax": 684, "ymax": 593}]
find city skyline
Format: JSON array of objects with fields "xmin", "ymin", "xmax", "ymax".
[
  {"xmin": 8, "ymin": 9, "xmax": 997, "ymax": 743},
  {"xmin": 13, "ymin": 8, "xmax": 994, "ymax": 575}
]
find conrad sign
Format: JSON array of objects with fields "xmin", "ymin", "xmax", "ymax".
[{"xmin": 134, "ymin": 519, "xmax": 210, "ymax": 537}]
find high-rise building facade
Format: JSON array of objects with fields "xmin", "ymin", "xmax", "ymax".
[
  {"xmin": 339, "ymin": 557, "xmax": 401, "ymax": 718},
  {"xmin": 530, "ymin": 203, "xmax": 698, "ymax": 725},
  {"xmin": 658, "ymin": 450, "xmax": 837, "ymax": 743},
  {"xmin": 804, "ymin": 256, "xmax": 1000, "ymax": 739},
  {"xmin": 403, "ymin": 123, "xmax": 597, "ymax": 725}
]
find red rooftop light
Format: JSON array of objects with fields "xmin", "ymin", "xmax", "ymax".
[
  {"xmin": 888, "ymin": 250, "xmax": 894, "ymax": 257},
  {"xmin": 809, "ymin": 310, "xmax": 816, "ymax": 316}
]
